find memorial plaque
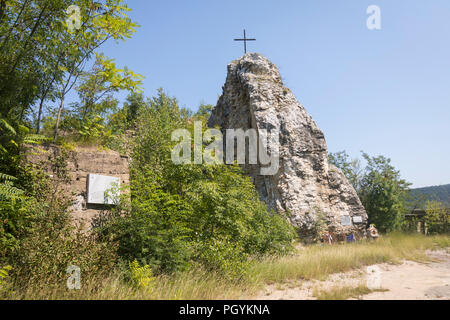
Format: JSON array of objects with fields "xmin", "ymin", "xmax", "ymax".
[
  {"xmin": 340, "ymin": 215, "xmax": 352, "ymax": 226},
  {"xmin": 87, "ymin": 174, "xmax": 120, "ymax": 205},
  {"xmin": 353, "ymin": 216, "xmax": 363, "ymax": 223}
]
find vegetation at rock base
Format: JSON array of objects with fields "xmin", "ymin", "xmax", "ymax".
[
  {"xmin": 330, "ymin": 151, "xmax": 411, "ymax": 233},
  {"xmin": 1, "ymin": 233, "xmax": 449, "ymax": 299},
  {"xmin": 329, "ymin": 151, "xmax": 450, "ymax": 235}
]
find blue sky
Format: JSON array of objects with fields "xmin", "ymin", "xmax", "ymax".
[{"xmin": 100, "ymin": 0, "xmax": 450, "ymax": 188}]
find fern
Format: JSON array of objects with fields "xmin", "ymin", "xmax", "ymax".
[
  {"xmin": 0, "ymin": 173, "xmax": 17, "ymax": 181},
  {"xmin": 0, "ymin": 119, "xmax": 16, "ymax": 135},
  {"xmin": 0, "ymin": 119, "xmax": 48, "ymax": 160},
  {"xmin": 0, "ymin": 173, "xmax": 23, "ymax": 199},
  {"xmin": 23, "ymin": 134, "xmax": 49, "ymax": 144},
  {"xmin": 0, "ymin": 265, "xmax": 12, "ymax": 296},
  {"xmin": 0, "ymin": 119, "xmax": 44, "ymax": 200},
  {"xmin": 0, "ymin": 265, "xmax": 12, "ymax": 283}
]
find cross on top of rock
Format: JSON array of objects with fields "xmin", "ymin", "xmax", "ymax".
[{"xmin": 234, "ymin": 29, "xmax": 256, "ymax": 54}]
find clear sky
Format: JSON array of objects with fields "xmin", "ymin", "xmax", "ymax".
[{"xmin": 100, "ymin": 0, "xmax": 450, "ymax": 188}]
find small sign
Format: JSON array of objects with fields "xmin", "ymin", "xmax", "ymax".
[
  {"xmin": 340, "ymin": 215, "xmax": 352, "ymax": 226},
  {"xmin": 353, "ymin": 216, "xmax": 363, "ymax": 224},
  {"xmin": 87, "ymin": 174, "xmax": 120, "ymax": 205}
]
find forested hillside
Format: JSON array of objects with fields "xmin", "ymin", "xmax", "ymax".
[{"xmin": 410, "ymin": 184, "xmax": 450, "ymax": 207}]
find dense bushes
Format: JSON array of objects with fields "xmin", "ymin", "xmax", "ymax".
[
  {"xmin": 98, "ymin": 178, "xmax": 194, "ymax": 273},
  {"xmin": 0, "ymin": 150, "xmax": 118, "ymax": 297},
  {"xmin": 96, "ymin": 90, "xmax": 296, "ymax": 276},
  {"xmin": 10, "ymin": 201, "xmax": 117, "ymax": 292},
  {"xmin": 98, "ymin": 164, "xmax": 295, "ymax": 275}
]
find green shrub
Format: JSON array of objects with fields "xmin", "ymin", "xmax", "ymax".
[
  {"xmin": 5, "ymin": 151, "xmax": 118, "ymax": 294},
  {"xmin": 10, "ymin": 195, "xmax": 118, "ymax": 293},
  {"xmin": 425, "ymin": 201, "xmax": 449, "ymax": 234},
  {"xmin": 0, "ymin": 265, "xmax": 12, "ymax": 298},
  {"xmin": 0, "ymin": 196, "xmax": 33, "ymax": 258},
  {"xmin": 195, "ymin": 239, "xmax": 250, "ymax": 280},
  {"xmin": 129, "ymin": 259, "xmax": 155, "ymax": 290},
  {"xmin": 244, "ymin": 207, "xmax": 296, "ymax": 255},
  {"xmin": 97, "ymin": 178, "xmax": 194, "ymax": 273}
]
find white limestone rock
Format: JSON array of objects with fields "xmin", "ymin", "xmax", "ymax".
[{"xmin": 208, "ymin": 53, "xmax": 368, "ymax": 238}]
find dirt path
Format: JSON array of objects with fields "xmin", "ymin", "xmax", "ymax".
[{"xmin": 253, "ymin": 250, "xmax": 450, "ymax": 300}]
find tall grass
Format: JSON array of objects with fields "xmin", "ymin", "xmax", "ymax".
[
  {"xmin": 4, "ymin": 233, "xmax": 449, "ymax": 300},
  {"xmin": 8, "ymin": 269, "xmax": 253, "ymax": 300},
  {"xmin": 249, "ymin": 232, "xmax": 449, "ymax": 284}
]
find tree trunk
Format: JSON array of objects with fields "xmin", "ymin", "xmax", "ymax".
[
  {"xmin": 36, "ymin": 94, "xmax": 45, "ymax": 134},
  {"xmin": 54, "ymin": 94, "xmax": 64, "ymax": 142}
]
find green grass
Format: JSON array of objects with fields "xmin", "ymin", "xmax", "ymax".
[{"xmin": 3, "ymin": 233, "xmax": 450, "ymax": 300}]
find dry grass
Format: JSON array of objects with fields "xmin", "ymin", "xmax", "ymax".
[
  {"xmin": 312, "ymin": 284, "xmax": 389, "ymax": 300},
  {"xmin": 247, "ymin": 232, "xmax": 449, "ymax": 285},
  {"xmin": 9, "ymin": 269, "xmax": 253, "ymax": 300},
  {"xmin": 4, "ymin": 233, "xmax": 450, "ymax": 300}
]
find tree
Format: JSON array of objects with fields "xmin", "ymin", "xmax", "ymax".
[
  {"xmin": 57, "ymin": 52, "xmax": 143, "ymax": 142},
  {"xmin": 195, "ymin": 103, "xmax": 213, "ymax": 118},
  {"xmin": 328, "ymin": 151, "xmax": 363, "ymax": 192},
  {"xmin": 0, "ymin": 0, "xmax": 139, "ymax": 135},
  {"xmin": 76, "ymin": 53, "xmax": 143, "ymax": 118},
  {"xmin": 358, "ymin": 153, "xmax": 411, "ymax": 232},
  {"xmin": 0, "ymin": 0, "xmax": 65, "ymax": 122},
  {"xmin": 122, "ymin": 92, "xmax": 146, "ymax": 127},
  {"xmin": 425, "ymin": 201, "xmax": 449, "ymax": 234}
]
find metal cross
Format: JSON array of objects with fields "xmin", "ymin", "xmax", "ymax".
[{"xmin": 234, "ymin": 29, "xmax": 256, "ymax": 54}]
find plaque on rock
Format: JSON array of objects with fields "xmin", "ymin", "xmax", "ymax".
[
  {"xmin": 87, "ymin": 174, "xmax": 120, "ymax": 205},
  {"xmin": 340, "ymin": 215, "xmax": 352, "ymax": 226},
  {"xmin": 353, "ymin": 216, "xmax": 363, "ymax": 224},
  {"xmin": 207, "ymin": 53, "xmax": 369, "ymax": 234}
]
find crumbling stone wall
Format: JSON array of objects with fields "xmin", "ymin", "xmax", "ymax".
[{"xmin": 25, "ymin": 145, "xmax": 129, "ymax": 226}]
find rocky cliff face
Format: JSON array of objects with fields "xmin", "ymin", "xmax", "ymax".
[{"xmin": 208, "ymin": 53, "xmax": 367, "ymax": 238}]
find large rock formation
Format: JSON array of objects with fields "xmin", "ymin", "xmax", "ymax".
[{"xmin": 208, "ymin": 53, "xmax": 367, "ymax": 238}]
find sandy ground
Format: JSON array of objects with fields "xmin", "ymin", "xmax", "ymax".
[{"xmin": 253, "ymin": 250, "xmax": 450, "ymax": 300}]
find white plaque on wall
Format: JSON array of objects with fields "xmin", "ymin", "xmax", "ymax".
[{"xmin": 87, "ymin": 174, "xmax": 120, "ymax": 205}]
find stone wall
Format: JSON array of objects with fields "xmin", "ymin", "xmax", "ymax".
[{"xmin": 25, "ymin": 145, "xmax": 130, "ymax": 226}]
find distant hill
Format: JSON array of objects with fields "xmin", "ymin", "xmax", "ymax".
[{"xmin": 409, "ymin": 184, "xmax": 450, "ymax": 207}]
